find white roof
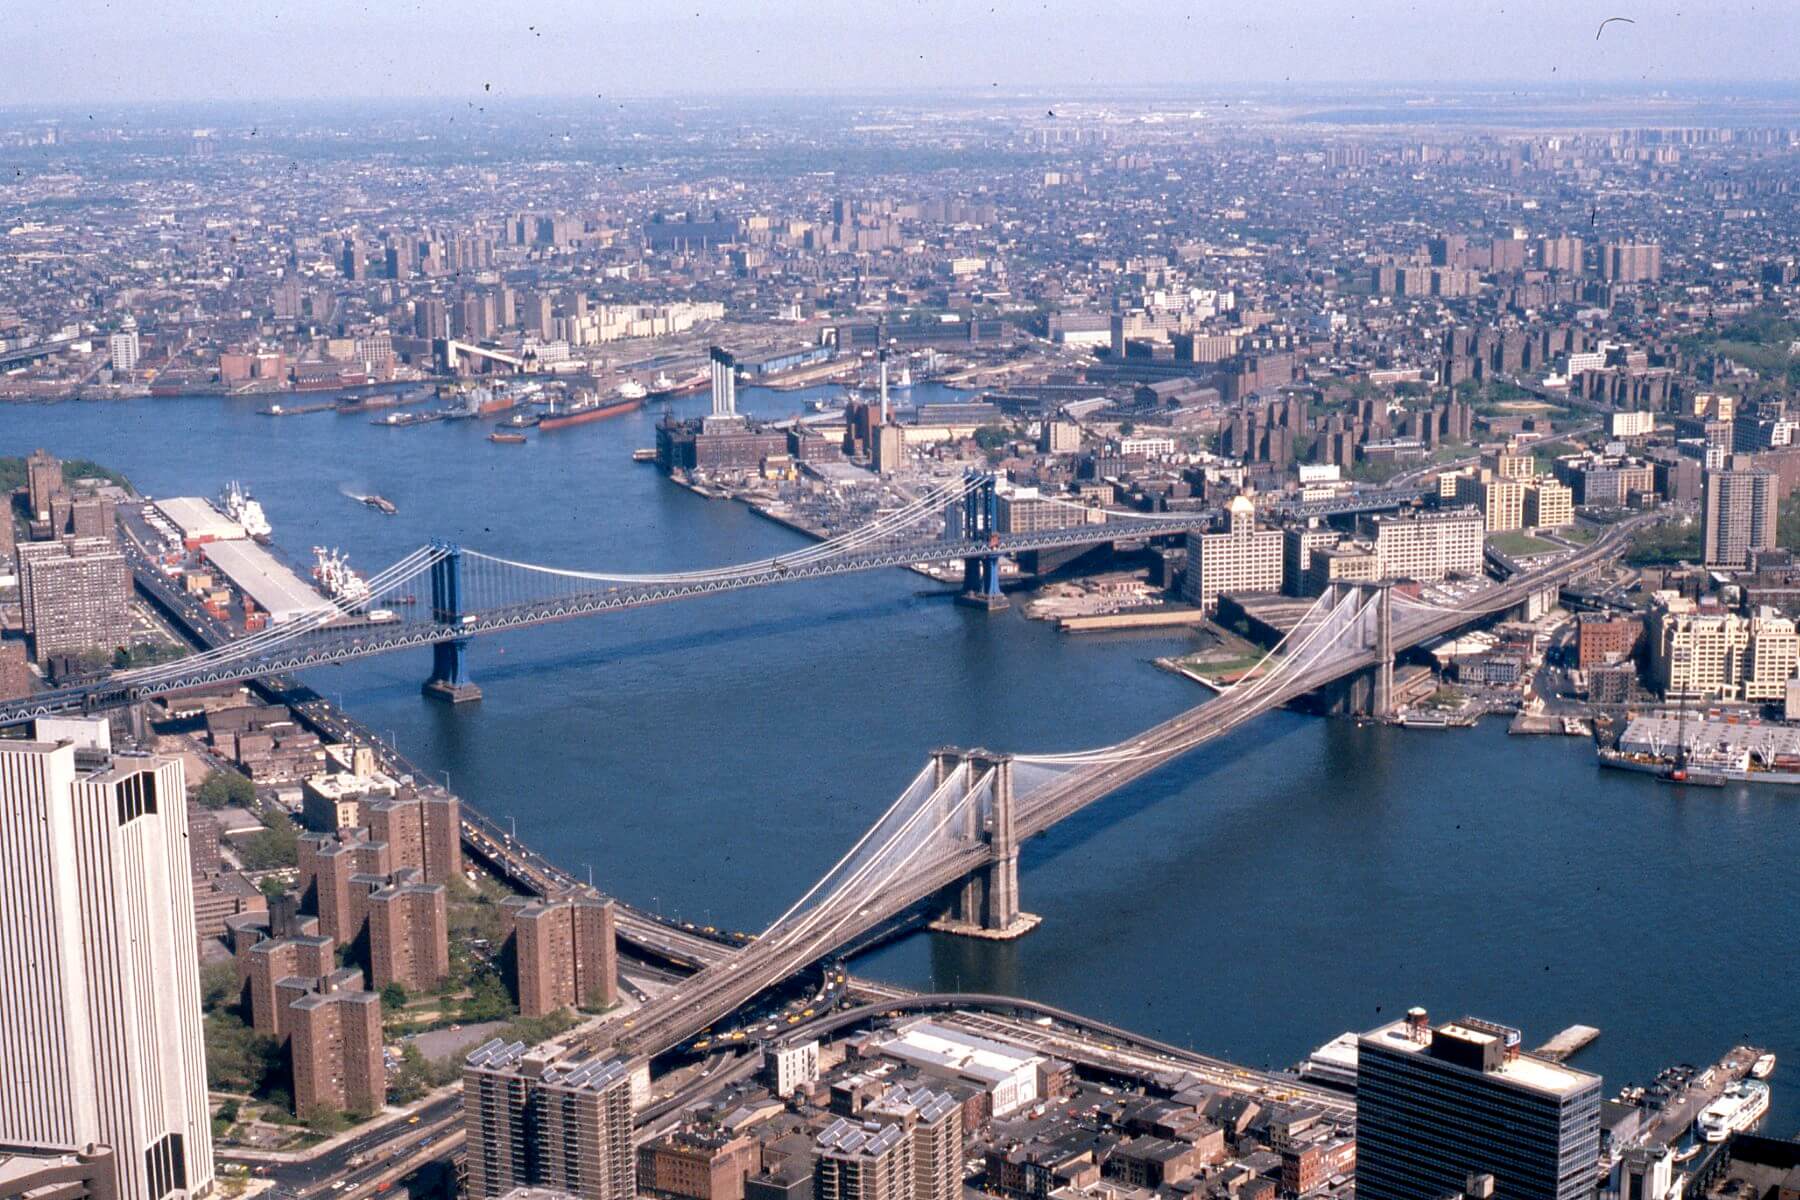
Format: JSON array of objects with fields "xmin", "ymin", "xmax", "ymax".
[
  {"xmin": 156, "ymin": 496, "xmax": 243, "ymax": 541},
  {"xmin": 200, "ymin": 540, "xmax": 337, "ymax": 624},
  {"xmin": 877, "ymin": 1019, "xmax": 1044, "ymax": 1084},
  {"xmin": 1362, "ymin": 1018, "xmax": 1597, "ymax": 1098}
]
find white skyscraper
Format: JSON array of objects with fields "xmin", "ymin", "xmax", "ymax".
[
  {"xmin": 0, "ymin": 725, "xmax": 215, "ymax": 1200},
  {"xmin": 109, "ymin": 315, "xmax": 140, "ymax": 373}
]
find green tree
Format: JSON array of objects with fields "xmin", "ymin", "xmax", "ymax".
[
  {"xmin": 195, "ymin": 769, "xmax": 257, "ymax": 810},
  {"xmin": 239, "ymin": 812, "xmax": 299, "ymax": 870},
  {"xmin": 390, "ymin": 1044, "xmax": 436, "ymax": 1104},
  {"xmin": 972, "ymin": 425, "xmax": 1012, "ymax": 452},
  {"xmin": 200, "ymin": 961, "xmax": 242, "ymax": 1014},
  {"xmin": 379, "ymin": 982, "xmax": 409, "ymax": 1010},
  {"xmin": 459, "ymin": 973, "xmax": 516, "ymax": 1024},
  {"xmin": 204, "ymin": 1011, "xmax": 284, "ymax": 1094},
  {"xmin": 305, "ymin": 1109, "xmax": 350, "ymax": 1136}
]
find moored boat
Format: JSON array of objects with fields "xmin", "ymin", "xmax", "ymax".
[{"xmin": 1695, "ymin": 1080, "xmax": 1770, "ymax": 1142}]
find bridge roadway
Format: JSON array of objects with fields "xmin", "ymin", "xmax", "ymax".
[
  {"xmin": 0, "ymin": 487, "xmax": 1425, "ymax": 728},
  {"xmin": 599, "ymin": 515, "xmax": 1651, "ymax": 1061}
]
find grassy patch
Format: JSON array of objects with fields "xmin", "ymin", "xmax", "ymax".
[
  {"xmin": 1489, "ymin": 531, "xmax": 1563, "ymax": 557},
  {"xmin": 1560, "ymin": 523, "xmax": 1598, "ymax": 545}
]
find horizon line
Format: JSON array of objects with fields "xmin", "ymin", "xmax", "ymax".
[{"xmin": 7, "ymin": 78, "xmax": 1800, "ymax": 113}]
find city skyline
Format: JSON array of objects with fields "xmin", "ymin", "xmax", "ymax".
[
  {"xmin": 3, "ymin": 15, "xmax": 1800, "ymax": 1200},
  {"xmin": 4, "ymin": 0, "xmax": 1798, "ymax": 106}
]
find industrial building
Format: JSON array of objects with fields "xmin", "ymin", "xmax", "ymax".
[
  {"xmin": 199, "ymin": 539, "xmax": 337, "ymax": 624},
  {"xmin": 859, "ymin": 1020, "xmax": 1046, "ymax": 1118},
  {"xmin": 1183, "ymin": 495, "xmax": 1283, "ymax": 612},
  {"xmin": 153, "ymin": 495, "xmax": 245, "ymax": 546}
]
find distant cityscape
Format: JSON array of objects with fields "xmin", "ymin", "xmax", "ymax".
[{"xmin": 4, "ymin": 74, "xmax": 1800, "ymax": 1200}]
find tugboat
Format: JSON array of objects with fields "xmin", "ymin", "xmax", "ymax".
[{"xmin": 355, "ymin": 493, "xmax": 397, "ymax": 515}]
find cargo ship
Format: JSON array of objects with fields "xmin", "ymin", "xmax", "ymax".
[
  {"xmin": 538, "ymin": 384, "xmax": 646, "ymax": 431},
  {"xmin": 312, "ymin": 547, "xmax": 372, "ymax": 607},
  {"xmin": 257, "ymin": 401, "xmax": 336, "ymax": 416},
  {"xmin": 217, "ymin": 481, "xmax": 272, "ymax": 542},
  {"xmin": 1695, "ymin": 1080, "xmax": 1770, "ymax": 1142},
  {"xmin": 445, "ymin": 381, "xmax": 534, "ymax": 420},
  {"xmin": 337, "ymin": 386, "xmax": 431, "ymax": 414},
  {"xmin": 648, "ymin": 370, "xmax": 710, "ymax": 398},
  {"xmin": 1598, "ymin": 711, "xmax": 1800, "ymax": 787},
  {"xmin": 372, "ymin": 410, "xmax": 444, "ymax": 427}
]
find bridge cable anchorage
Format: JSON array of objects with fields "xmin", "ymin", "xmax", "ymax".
[
  {"xmin": 112, "ymin": 545, "xmax": 448, "ymax": 688},
  {"xmin": 459, "ymin": 475, "xmax": 986, "ymax": 587}
]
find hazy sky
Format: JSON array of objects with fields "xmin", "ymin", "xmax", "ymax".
[{"xmin": 3, "ymin": 0, "xmax": 1793, "ymax": 107}]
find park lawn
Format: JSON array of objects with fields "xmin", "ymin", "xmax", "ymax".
[{"xmin": 1489, "ymin": 530, "xmax": 1563, "ymax": 557}]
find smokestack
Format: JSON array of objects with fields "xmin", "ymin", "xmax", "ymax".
[{"xmin": 879, "ymin": 348, "xmax": 890, "ymax": 425}]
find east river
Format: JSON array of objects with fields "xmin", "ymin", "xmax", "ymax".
[{"xmin": 9, "ymin": 384, "xmax": 1797, "ymax": 1130}]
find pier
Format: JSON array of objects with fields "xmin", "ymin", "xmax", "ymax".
[{"xmin": 1534, "ymin": 1023, "xmax": 1600, "ymax": 1062}]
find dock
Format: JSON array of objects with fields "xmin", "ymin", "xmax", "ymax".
[
  {"xmin": 257, "ymin": 400, "xmax": 336, "ymax": 416},
  {"xmin": 1534, "ymin": 1024, "xmax": 1600, "ymax": 1062},
  {"xmin": 1058, "ymin": 608, "xmax": 1208, "ymax": 633}
]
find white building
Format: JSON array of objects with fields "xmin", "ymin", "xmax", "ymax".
[
  {"xmin": 996, "ymin": 487, "xmax": 1101, "ymax": 534},
  {"xmin": 1648, "ymin": 595, "xmax": 1799, "ymax": 702},
  {"xmin": 0, "ymin": 724, "xmax": 214, "ymax": 1200},
  {"xmin": 108, "ymin": 316, "xmax": 140, "ymax": 373},
  {"xmin": 1369, "ymin": 508, "xmax": 1484, "ymax": 583},
  {"xmin": 1184, "ymin": 495, "xmax": 1283, "ymax": 611},
  {"xmin": 864, "ymin": 1020, "xmax": 1044, "ymax": 1117},
  {"xmin": 772, "ymin": 1039, "xmax": 821, "ymax": 1098},
  {"xmin": 1119, "ymin": 435, "xmax": 1176, "ymax": 459}
]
